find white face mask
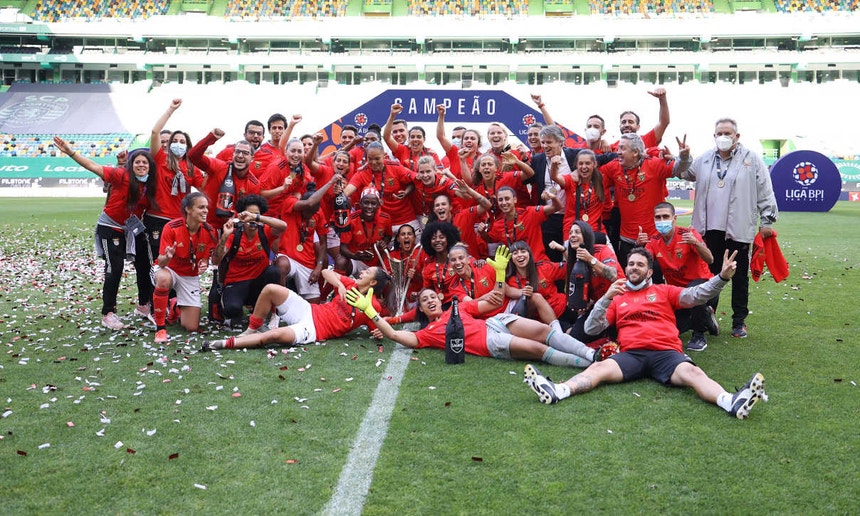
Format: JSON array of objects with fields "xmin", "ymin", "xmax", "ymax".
[
  {"xmin": 451, "ymin": 137, "xmax": 462, "ymax": 148},
  {"xmin": 585, "ymin": 128, "xmax": 601, "ymax": 142},
  {"xmin": 170, "ymin": 142, "xmax": 187, "ymax": 156},
  {"xmin": 715, "ymin": 135, "xmax": 734, "ymax": 152}
]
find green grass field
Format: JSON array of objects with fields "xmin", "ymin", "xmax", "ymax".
[{"xmin": 1, "ymin": 198, "xmax": 858, "ymax": 514}]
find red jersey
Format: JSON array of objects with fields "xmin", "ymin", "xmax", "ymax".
[
  {"xmin": 252, "ymin": 141, "xmax": 283, "ymax": 179},
  {"xmin": 589, "ymin": 244, "xmax": 625, "ymax": 301},
  {"xmin": 421, "ymin": 258, "xmax": 458, "ymax": 304},
  {"xmin": 190, "ymin": 133, "xmax": 262, "ymax": 227},
  {"xmin": 600, "ymin": 156, "xmax": 673, "ymax": 240},
  {"xmin": 559, "ymin": 174, "xmax": 612, "ymax": 236},
  {"xmin": 472, "ymin": 170, "xmax": 525, "ymax": 220},
  {"xmin": 414, "ymin": 300, "xmax": 491, "ymax": 357},
  {"xmin": 101, "ymin": 166, "xmax": 147, "ymax": 226},
  {"xmin": 610, "ymin": 129, "xmax": 658, "ymax": 152},
  {"xmin": 508, "ymin": 261, "xmax": 567, "ymax": 316},
  {"xmin": 411, "ymin": 174, "xmax": 457, "ymax": 219},
  {"xmin": 339, "ymin": 211, "xmax": 393, "ymax": 266},
  {"xmin": 393, "ymin": 145, "xmax": 442, "ymax": 173},
  {"xmin": 216, "ymin": 143, "xmax": 270, "ymax": 179},
  {"xmin": 606, "ymin": 283, "xmax": 685, "ymax": 352},
  {"xmin": 223, "ymin": 226, "xmax": 274, "ymax": 284},
  {"xmin": 159, "ymin": 218, "xmax": 219, "ymax": 277},
  {"xmin": 150, "ymin": 148, "xmax": 203, "ymax": 220},
  {"xmin": 645, "ymin": 227, "xmax": 711, "ymax": 287},
  {"xmin": 312, "ymin": 275, "xmax": 381, "ymax": 340},
  {"xmin": 279, "ymin": 196, "xmax": 326, "ymax": 269},
  {"xmin": 348, "ymin": 163, "xmax": 415, "ymax": 226},
  {"xmin": 488, "ymin": 206, "xmax": 550, "ymax": 262},
  {"xmin": 261, "ymin": 159, "xmax": 311, "ymax": 218},
  {"xmin": 453, "ymin": 207, "xmax": 489, "ymax": 260},
  {"xmin": 448, "ymin": 260, "xmax": 497, "ymax": 303}
]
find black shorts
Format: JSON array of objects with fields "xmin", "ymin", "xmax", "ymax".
[{"xmin": 609, "ymin": 349, "xmax": 695, "ymax": 385}]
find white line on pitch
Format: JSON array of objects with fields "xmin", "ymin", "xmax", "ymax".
[{"xmin": 321, "ymin": 344, "xmax": 413, "ymax": 516}]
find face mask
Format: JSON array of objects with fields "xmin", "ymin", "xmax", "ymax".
[
  {"xmin": 625, "ymin": 278, "xmax": 652, "ymax": 291},
  {"xmin": 715, "ymin": 135, "xmax": 734, "ymax": 152},
  {"xmin": 451, "ymin": 137, "xmax": 462, "ymax": 148},
  {"xmin": 585, "ymin": 128, "xmax": 601, "ymax": 142},
  {"xmin": 170, "ymin": 142, "xmax": 186, "ymax": 156},
  {"xmin": 655, "ymin": 220, "xmax": 673, "ymax": 236},
  {"xmin": 135, "ymin": 174, "xmax": 149, "ymax": 183}
]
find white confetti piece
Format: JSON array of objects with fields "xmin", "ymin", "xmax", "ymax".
[
  {"xmin": 633, "ymin": 392, "xmax": 641, "ymax": 397},
  {"xmin": 38, "ymin": 443, "xmax": 51, "ymax": 449},
  {"xmin": 194, "ymin": 484, "xmax": 207, "ymax": 490},
  {"xmin": 1, "ymin": 410, "xmax": 12, "ymax": 418},
  {"xmin": 851, "ymin": 381, "xmax": 857, "ymax": 387},
  {"xmin": 250, "ymin": 421, "xmax": 256, "ymax": 427},
  {"xmin": 345, "ymin": 377, "xmax": 354, "ymax": 382},
  {"xmin": 175, "ymin": 400, "xmax": 182, "ymax": 405},
  {"xmin": 114, "ymin": 441, "xmax": 124, "ymax": 449},
  {"xmin": 428, "ymin": 386, "xmax": 436, "ymax": 390},
  {"xmin": 294, "ymin": 397, "xmax": 307, "ymax": 403},
  {"xmin": 607, "ymin": 429, "xmax": 613, "ymax": 434},
  {"xmin": 145, "ymin": 428, "xmax": 157, "ymax": 436},
  {"xmin": 206, "ymin": 405, "xmax": 218, "ymax": 411},
  {"xmin": 39, "ymin": 403, "xmax": 50, "ymax": 409},
  {"xmin": 96, "ymin": 428, "xmax": 105, "ymax": 437},
  {"xmin": 509, "ymin": 371, "xmax": 517, "ymax": 375}
]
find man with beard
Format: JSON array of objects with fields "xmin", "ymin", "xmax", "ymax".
[{"xmin": 523, "ymin": 247, "xmax": 769, "ymax": 420}]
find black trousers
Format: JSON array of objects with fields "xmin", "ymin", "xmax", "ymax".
[
  {"xmin": 97, "ymin": 225, "xmax": 152, "ymax": 315},
  {"xmin": 704, "ymin": 230, "xmax": 750, "ymax": 326},
  {"xmin": 221, "ymin": 265, "xmax": 282, "ymax": 320},
  {"xmin": 674, "ymin": 278, "xmax": 718, "ymax": 334}
]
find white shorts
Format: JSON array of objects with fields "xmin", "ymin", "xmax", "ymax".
[
  {"xmin": 484, "ymin": 313, "xmax": 521, "ymax": 360},
  {"xmin": 279, "ymin": 255, "xmax": 321, "ymax": 298},
  {"xmin": 164, "ymin": 267, "xmax": 203, "ymax": 308},
  {"xmin": 326, "ymin": 227, "xmax": 341, "ymax": 250},
  {"xmin": 274, "ymin": 290, "xmax": 318, "ymax": 344}
]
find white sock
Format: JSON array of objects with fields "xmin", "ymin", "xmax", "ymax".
[
  {"xmin": 549, "ymin": 319, "xmax": 563, "ymax": 334},
  {"xmin": 556, "ymin": 382, "xmax": 572, "ymax": 400},
  {"xmin": 716, "ymin": 391, "xmax": 733, "ymax": 411}
]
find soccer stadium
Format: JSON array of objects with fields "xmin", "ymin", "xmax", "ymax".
[{"xmin": 1, "ymin": 1, "xmax": 859, "ymax": 514}]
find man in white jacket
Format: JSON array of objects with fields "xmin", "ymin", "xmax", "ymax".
[{"xmin": 675, "ymin": 118, "xmax": 778, "ymax": 338}]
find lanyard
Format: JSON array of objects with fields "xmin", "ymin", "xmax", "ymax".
[{"xmin": 504, "ymin": 210, "xmax": 519, "ymax": 246}]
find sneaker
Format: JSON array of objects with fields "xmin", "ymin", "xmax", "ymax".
[
  {"xmin": 595, "ymin": 341, "xmax": 620, "ymax": 361},
  {"xmin": 523, "ymin": 364, "xmax": 560, "ymax": 405},
  {"xmin": 134, "ymin": 304, "xmax": 157, "ymax": 326},
  {"xmin": 167, "ymin": 298, "xmax": 180, "ymax": 324},
  {"xmin": 729, "ymin": 372, "xmax": 767, "ymax": 419},
  {"xmin": 200, "ymin": 340, "xmax": 220, "ymax": 353},
  {"xmin": 687, "ymin": 332, "xmax": 708, "ymax": 352},
  {"xmin": 101, "ymin": 312, "xmax": 125, "ymax": 330},
  {"xmin": 731, "ymin": 324, "xmax": 748, "ymax": 338},
  {"xmin": 706, "ymin": 306, "xmax": 720, "ymax": 336},
  {"xmin": 154, "ymin": 329, "xmax": 169, "ymax": 344}
]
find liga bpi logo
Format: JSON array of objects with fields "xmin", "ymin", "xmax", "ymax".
[
  {"xmin": 354, "ymin": 112, "xmax": 368, "ymax": 127},
  {"xmin": 522, "ymin": 113, "xmax": 536, "ymax": 127},
  {"xmin": 792, "ymin": 161, "xmax": 819, "ymax": 186}
]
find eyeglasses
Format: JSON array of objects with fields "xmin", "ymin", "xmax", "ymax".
[{"xmin": 234, "ymin": 149, "xmax": 252, "ymax": 156}]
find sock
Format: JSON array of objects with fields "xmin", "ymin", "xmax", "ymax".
[
  {"xmin": 717, "ymin": 391, "xmax": 733, "ymax": 411},
  {"xmin": 248, "ymin": 315, "xmax": 264, "ymax": 331},
  {"xmin": 541, "ymin": 347, "xmax": 592, "ymax": 368},
  {"xmin": 546, "ymin": 329, "xmax": 596, "ymax": 362},
  {"xmin": 153, "ymin": 287, "xmax": 169, "ymax": 327},
  {"xmin": 225, "ymin": 336, "xmax": 236, "ymax": 349},
  {"xmin": 556, "ymin": 382, "xmax": 572, "ymax": 400},
  {"xmin": 549, "ymin": 319, "xmax": 563, "ymax": 335}
]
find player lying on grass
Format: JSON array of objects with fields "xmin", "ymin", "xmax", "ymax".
[
  {"xmin": 346, "ymin": 246, "xmax": 610, "ymax": 368},
  {"xmin": 202, "ymin": 267, "xmax": 388, "ymax": 351},
  {"xmin": 523, "ymin": 247, "xmax": 768, "ymax": 419}
]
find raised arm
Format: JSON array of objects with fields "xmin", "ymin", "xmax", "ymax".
[
  {"xmin": 280, "ymin": 114, "xmax": 302, "ymax": 153},
  {"xmin": 435, "ymin": 104, "xmax": 452, "ymax": 153},
  {"xmin": 346, "ymin": 287, "xmax": 419, "ymax": 347},
  {"xmin": 648, "ymin": 88, "xmax": 670, "ymax": 145},
  {"xmin": 53, "ymin": 136, "xmax": 105, "ymax": 178},
  {"xmin": 530, "ymin": 93, "xmax": 555, "ymax": 126},
  {"xmin": 383, "ymin": 103, "xmax": 403, "ymax": 153},
  {"xmin": 151, "ymin": 98, "xmax": 181, "ymax": 155}
]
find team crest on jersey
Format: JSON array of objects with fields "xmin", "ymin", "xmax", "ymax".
[
  {"xmin": 638, "ymin": 172, "xmax": 646, "ymax": 181},
  {"xmin": 254, "ymin": 162, "xmax": 261, "ymax": 169},
  {"xmin": 356, "ymin": 230, "xmax": 364, "ymax": 236},
  {"xmin": 198, "ymin": 243, "xmax": 206, "ymax": 253},
  {"xmin": 516, "ymin": 223, "xmax": 526, "ymax": 232},
  {"xmin": 647, "ymin": 293, "xmax": 657, "ymax": 302},
  {"xmin": 354, "ymin": 112, "xmax": 368, "ymax": 126},
  {"xmin": 308, "ymin": 219, "xmax": 316, "ymax": 229},
  {"xmin": 256, "ymin": 243, "xmax": 263, "ymax": 251},
  {"xmin": 480, "ymin": 278, "xmax": 489, "ymax": 287},
  {"xmin": 539, "ymin": 279, "xmax": 548, "ymax": 289},
  {"xmin": 676, "ymin": 249, "xmax": 683, "ymax": 260},
  {"xmin": 387, "ymin": 178, "xmax": 395, "ymax": 186},
  {"xmin": 522, "ymin": 113, "xmax": 536, "ymax": 126}
]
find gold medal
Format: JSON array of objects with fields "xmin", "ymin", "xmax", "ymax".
[
  {"xmin": 420, "ymin": 216, "xmax": 429, "ymax": 226},
  {"xmin": 296, "ymin": 244, "xmax": 304, "ymax": 252},
  {"xmin": 628, "ymin": 194, "xmax": 636, "ymax": 202},
  {"xmin": 717, "ymin": 180, "xmax": 725, "ymax": 188},
  {"xmin": 582, "ymin": 214, "xmax": 589, "ymax": 222}
]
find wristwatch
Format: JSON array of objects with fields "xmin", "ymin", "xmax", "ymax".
[{"xmin": 590, "ymin": 257, "xmax": 598, "ymax": 266}]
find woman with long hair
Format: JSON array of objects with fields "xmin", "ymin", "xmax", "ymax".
[
  {"xmin": 53, "ymin": 136, "xmax": 159, "ymax": 330},
  {"xmin": 419, "ymin": 220, "xmax": 460, "ymax": 305}
]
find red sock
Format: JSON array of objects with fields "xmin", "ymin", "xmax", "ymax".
[
  {"xmin": 248, "ymin": 315, "xmax": 264, "ymax": 331},
  {"xmin": 225, "ymin": 336, "xmax": 236, "ymax": 349},
  {"xmin": 153, "ymin": 287, "xmax": 169, "ymax": 327}
]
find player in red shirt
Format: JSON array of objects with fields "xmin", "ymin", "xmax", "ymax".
[
  {"xmin": 639, "ymin": 202, "xmax": 719, "ymax": 351},
  {"xmin": 189, "ymin": 128, "xmax": 262, "ymax": 229},
  {"xmin": 609, "ymin": 88, "xmax": 670, "ymax": 152},
  {"xmin": 383, "ymin": 223, "xmax": 428, "ymax": 314},
  {"xmin": 384, "ymin": 103, "xmax": 443, "ymax": 173},
  {"xmin": 152, "ymin": 192, "xmax": 226, "ymax": 344},
  {"xmin": 419, "ymin": 221, "xmax": 461, "ymax": 306},
  {"xmin": 261, "ymin": 138, "xmax": 310, "ymax": 218},
  {"xmin": 447, "ymin": 244, "xmax": 500, "ymax": 310},
  {"xmin": 348, "ymin": 246, "xmax": 598, "ymax": 368},
  {"xmin": 343, "ymin": 142, "xmax": 417, "ymax": 232},
  {"xmin": 505, "ymin": 240, "xmax": 567, "ymax": 322},
  {"xmin": 430, "ymin": 187, "xmax": 492, "ymax": 260},
  {"xmin": 217, "ymin": 194, "xmax": 285, "ymax": 325},
  {"xmin": 275, "ymin": 173, "xmax": 340, "ymax": 302},
  {"xmin": 409, "ymin": 155, "xmax": 456, "ymax": 226},
  {"xmin": 550, "ymin": 149, "xmax": 612, "ymax": 236},
  {"xmin": 53, "ymin": 137, "xmax": 158, "ymax": 331},
  {"xmin": 203, "ymin": 267, "xmax": 389, "ymax": 351},
  {"xmin": 435, "ymin": 104, "xmax": 482, "ymax": 179},
  {"xmin": 215, "ymin": 120, "xmax": 268, "ymax": 177},
  {"xmin": 337, "ymin": 187, "xmax": 393, "ymax": 276},
  {"xmin": 488, "ymin": 186, "xmax": 561, "ymax": 263},
  {"xmin": 525, "ymin": 247, "xmax": 768, "ymax": 420},
  {"xmin": 600, "ymin": 133, "xmax": 689, "ymax": 267}
]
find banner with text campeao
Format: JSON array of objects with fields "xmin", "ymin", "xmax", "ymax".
[
  {"xmin": 316, "ymin": 89, "xmax": 585, "ymax": 158},
  {"xmin": 770, "ymin": 150, "xmax": 842, "ymax": 212}
]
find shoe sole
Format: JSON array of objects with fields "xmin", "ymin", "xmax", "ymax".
[
  {"xmin": 734, "ymin": 373, "xmax": 765, "ymax": 419},
  {"xmin": 686, "ymin": 344, "xmax": 708, "ymax": 352},
  {"xmin": 523, "ymin": 364, "xmax": 559, "ymax": 405}
]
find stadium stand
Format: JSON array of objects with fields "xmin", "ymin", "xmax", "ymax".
[
  {"xmin": 406, "ymin": 0, "xmax": 528, "ymax": 16},
  {"xmin": 775, "ymin": 0, "xmax": 857, "ymax": 12},
  {"xmin": 32, "ymin": 0, "xmax": 169, "ymax": 21},
  {"xmin": 0, "ymin": 133, "xmax": 133, "ymax": 158},
  {"xmin": 225, "ymin": 0, "xmax": 349, "ymax": 18}
]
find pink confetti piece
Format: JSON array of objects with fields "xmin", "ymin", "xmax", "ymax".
[
  {"xmin": 66, "ymin": 421, "xmax": 75, "ymax": 427},
  {"xmin": 231, "ymin": 392, "xmax": 241, "ymax": 398}
]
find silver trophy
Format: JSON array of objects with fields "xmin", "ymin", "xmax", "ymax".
[{"xmin": 378, "ymin": 244, "xmax": 422, "ymax": 316}]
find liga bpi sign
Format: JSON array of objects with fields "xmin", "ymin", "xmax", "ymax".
[{"xmin": 770, "ymin": 150, "xmax": 842, "ymax": 212}]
